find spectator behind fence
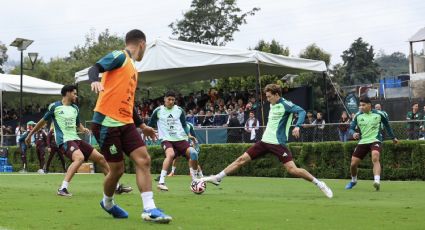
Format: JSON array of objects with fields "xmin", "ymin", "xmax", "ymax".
[
  {"xmin": 406, "ymin": 103, "xmax": 421, "ymax": 140},
  {"xmin": 244, "ymin": 111, "xmax": 260, "ymax": 143},
  {"xmin": 202, "ymin": 110, "xmax": 214, "ymax": 127},
  {"xmin": 237, "ymin": 107, "xmax": 245, "ymax": 125},
  {"xmin": 186, "ymin": 110, "xmax": 197, "ymax": 125},
  {"xmin": 313, "ymin": 112, "xmax": 325, "ymax": 142},
  {"xmin": 196, "ymin": 110, "xmax": 205, "ymax": 126},
  {"xmin": 213, "ymin": 109, "xmax": 227, "ymax": 126},
  {"xmin": 338, "ymin": 111, "xmax": 351, "ymax": 142},
  {"xmin": 227, "ymin": 112, "xmax": 242, "ymax": 143},
  {"xmin": 303, "ymin": 111, "xmax": 315, "ymax": 142},
  {"xmin": 375, "ymin": 104, "xmax": 389, "ymax": 139}
]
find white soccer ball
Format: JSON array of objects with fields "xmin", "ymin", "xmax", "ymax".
[{"xmin": 190, "ymin": 180, "xmax": 206, "ymax": 194}]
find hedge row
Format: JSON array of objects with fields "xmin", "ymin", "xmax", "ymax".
[{"xmin": 4, "ymin": 141, "xmax": 425, "ymax": 180}]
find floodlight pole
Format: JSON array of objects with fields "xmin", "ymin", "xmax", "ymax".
[{"xmin": 19, "ymin": 50, "xmax": 23, "ymax": 126}]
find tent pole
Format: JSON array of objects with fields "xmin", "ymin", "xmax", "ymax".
[
  {"xmin": 255, "ymin": 63, "xmax": 264, "ymax": 125},
  {"xmin": 409, "ymin": 42, "xmax": 415, "ymax": 74},
  {"xmin": 1, "ymin": 90, "xmax": 3, "ymax": 147},
  {"xmin": 323, "ymin": 72, "xmax": 330, "ymax": 122}
]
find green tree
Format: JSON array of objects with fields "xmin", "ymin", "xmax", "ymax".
[
  {"xmin": 375, "ymin": 51, "xmax": 409, "ymax": 77},
  {"xmin": 169, "ymin": 0, "xmax": 259, "ymax": 46},
  {"xmin": 341, "ymin": 37, "xmax": 379, "ymax": 85},
  {"xmin": 0, "ymin": 41, "xmax": 8, "ymax": 73}
]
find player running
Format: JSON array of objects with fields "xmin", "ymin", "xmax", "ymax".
[
  {"xmin": 201, "ymin": 84, "xmax": 333, "ymax": 198},
  {"xmin": 148, "ymin": 91, "xmax": 199, "ymax": 191},
  {"xmin": 34, "ymin": 128, "xmax": 48, "ymax": 174},
  {"xmin": 88, "ymin": 29, "xmax": 172, "ymax": 223},
  {"xmin": 26, "ymin": 85, "xmax": 110, "ymax": 197},
  {"xmin": 345, "ymin": 96, "xmax": 398, "ymax": 191}
]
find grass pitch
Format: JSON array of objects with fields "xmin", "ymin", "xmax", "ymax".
[{"xmin": 0, "ymin": 174, "xmax": 424, "ymax": 230}]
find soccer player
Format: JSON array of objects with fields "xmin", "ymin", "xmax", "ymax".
[
  {"xmin": 148, "ymin": 91, "xmax": 199, "ymax": 191},
  {"xmin": 88, "ymin": 29, "xmax": 172, "ymax": 223},
  {"xmin": 345, "ymin": 96, "xmax": 398, "ymax": 191},
  {"xmin": 202, "ymin": 84, "xmax": 333, "ymax": 198},
  {"xmin": 154, "ymin": 122, "xmax": 203, "ymax": 179},
  {"xmin": 18, "ymin": 127, "xmax": 31, "ymax": 173},
  {"xmin": 44, "ymin": 128, "xmax": 67, "ymax": 173},
  {"xmin": 34, "ymin": 128, "xmax": 48, "ymax": 173},
  {"xmin": 26, "ymin": 85, "xmax": 110, "ymax": 197}
]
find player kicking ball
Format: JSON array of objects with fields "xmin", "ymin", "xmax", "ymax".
[
  {"xmin": 88, "ymin": 29, "xmax": 171, "ymax": 223},
  {"xmin": 26, "ymin": 85, "xmax": 111, "ymax": 197},
  {"xmin": 345, "ymin": 96, "xmax": 398, "ymax": 191},
  {"xmin": 148, "ymin": 91, "xmax": 199, "ymax": 191},
  {"xmin": 202, "ymin": 84, "xmax": 333, "ymax": 198}
]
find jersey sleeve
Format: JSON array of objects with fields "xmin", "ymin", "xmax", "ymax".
[
  {"xmin": 73, "ymin": 105, "xmax": 81, "ymax": 126},
  {"xmin": 43, "ymin": 103, "xmax": 56, "ymax": 122},
  {"xmin": 349, "ymin": 113, "xmax": 359, "ymax": 132},
  {"xmin": 96, "ymin": 50, "xmax": 126, "ymax": 72},
  {"xmin": 188, "ymin": 123, "xmax": 196, "ymax": 137},
  {"xmin": 179, "ymin": 107, "xmax": 190, "ymax": 135},
  {"xmin": 147, "ymin": 108, "xmax": 160, "ymax": 127},
  {"xmin": 379, "ymin": 111, "xmax": 396, "ymax": 139},
  {"xmin": 281, "ymin": 100, "xmax": 306, "ymax": 127}
]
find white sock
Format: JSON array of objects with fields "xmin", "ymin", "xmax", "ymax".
[
  {"xmin": 352, "ymin": 176, "xmax": 357, "ymax": 183},
  {"xmin": 312, "ymin": 178, "xmax": 320, "ymax": 185},
  {"xmin": 197, "ymin": 169, "xmax": 204, "ymax": 177},
  {"xmin": 116, "ymin": 183, "xmax": 120, "ymax": 190},
  {"xmin": 171, "ymin": 166, "xmax": 176, "ymax": 174},
  {"xmin": 374, "ymin": 175, "xmax": 380, "ymax": 184},
  {"xmin": 60, "ymin": 181, "xmax": 69, "ymax": 190},
  {"xmin": 190, "ymin": 168, "xmax": 197, "ymax": 180},
  {"xmin": 103, "ymin": 193, "xmax": 115, "ymax": 210},
  {"xmin": 216, "ymin": 171, "xmax": 226, "ymax": 181},
  {"xmin": 159, "ymin": 170, "xmax": 167, "ymax": 184},
  {"xmin": 141, "ymin": 192, "xmax": 156, "ymax": 211}
]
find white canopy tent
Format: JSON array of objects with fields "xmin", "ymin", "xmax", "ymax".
[
  {"xmin": 0, "ymin": 73, "xmax": 64, "ymax": 145},
  {"xmin": 75, "ymin": 38, "xmax": 327, "ymax": 122},
  {"xmin": 75, "ymin": 38, "xmax": 326, "ymax": 86}
]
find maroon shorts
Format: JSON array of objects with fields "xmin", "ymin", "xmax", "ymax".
[
  {"xmin": 91, "ymin": 123, "xmax": 145, "ymax": 162},
  {"xmin": 161, "ymin": 140, "xmax": 190, "ymax": 159},
  {"xmin": 60, "ymin": 140, "xmax": 94, "ymax": 161},
  {"xmin": 352, "ymin": 142, "xmax": 382, "ymax": 160},
  {"xmin": 246, "ymin": 141, "xmax": 293, "ymax": 164}
]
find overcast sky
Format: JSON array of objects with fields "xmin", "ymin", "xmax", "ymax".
[{"xmin": 1, "ymin": 0, "xmax": 425, "ymax": 67}]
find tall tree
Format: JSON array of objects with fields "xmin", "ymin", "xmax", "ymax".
[
  {"xmin": 169, "ymin": 0, "xmax": 259, "ymax": 46},
  {"xmin": 341, "ymin": 37, "xmax": 379, "ymax": 85},
  {"xmin": 0, "ymin": 41, "xmax": 8, "ymax": 73},
  {"xmin": 375, "ymin": 51, "xmax": 409, "ymax": 77}
]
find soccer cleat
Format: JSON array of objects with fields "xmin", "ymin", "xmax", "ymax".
[
  {"xmin": 18, "ymin": 168, "xmax": 27, "ymax": 173},
  {"xmin": 201, "ymin": 175, "xmax": 221, "ymax": 186},
  {"xmin": 157, "ymin": 183, "xmax": 169, "ymax": 191},
  {"xmin": 317, "ymin": 181, "xmax": 333, "ymax": 198},
  {"xmin": 142, "ymin": 208, "xmax": 172, "ymax": 224},
  {"xmin": 100, "ymin": 201, "xmax": 128, "ymax": 218},
  {"xmin": 345, "ymin": 181, "xmax": 357, "ymax": 190},
  {"xmin": 115, "ymin": 184, "xmax": 133, "ymax": 194},
  {"xmin": 37, "ymin": 169, "xmax": 45, "ymax": 174},
  {"xmin": 167, "ymin": 172, "xmax": 175, "ymax": 177},
  {"xmin": 57, "ymin": 188, "xmax": 72, "ymax": 197},
  {"xmin": 373, "ymin": 182, "xmax": 380, "ymax": 191}
]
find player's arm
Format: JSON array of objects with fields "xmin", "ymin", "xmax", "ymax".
[
  {"xmin": 349, "ymin": 114, "xmax": 360, "ymax": 139},
  {"xmin": 25, "ymin": 119, "xmax": 47, "ymax": 145},
  {"xmin": 147, "ymin": 107, "xmax": 160, "ymax": 128},
  {"xmin": 88, "ymin": 50, "xmax": 126, "ymax": 93},
  {"xmin": 133, "ymin": 106, "xmax": 156, "ymax": 140},
  {"xmin": 380, "ymin": 112, "xmax": 398, "ymax": 143},
  {"xmin": 283, "ymin": 101, "xmax": 306, "ymax": 138}
]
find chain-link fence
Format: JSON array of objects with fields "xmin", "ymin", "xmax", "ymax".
[{"xmin": 3, "ymin": 120, "xmax": 424, "ymax": 147}]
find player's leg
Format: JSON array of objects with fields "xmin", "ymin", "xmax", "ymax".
[
  {"xmin": 283, "ymin": 160, "xmax": 333, "ymax": 198},
  {"xmin": 185, "ymin": 145, "xmax": 199, "ymax": 180},
  {"xmin": 57, "ymin": 150, "xmax": 67, "ymax": 172},
  {"xmin": 20, "ymin": 144, "xmax": 27, "ymax": 172},
  {"xmin": 158, "ymin": 143, "xmax": 176, "ymax": 190},
  {"xmin": 345, "ymin": 156, "xmax": 361, "ymax": 189},
  {"xmin": 197, "ymin": 164, "xmax": 203, "ymax": 177},
  {"xmin": 130, "ymin": 146, "xmax": 172, "ymax": 223},
  {"xmin": 58, "ymin": 149, "xmax": 85, "ymax": 197},
  {"xmin": 36, "ymin": 146, "xmax": 45, "ymax": 173},
  {"xmin": 202, "ymin": 152, "xmax": 252, "ymax": 186},
  {"xmin": 371, "ymin": 148, "xmax": 381, "ymax": 191},
  {"xmin": 44, "ymin": 149, "xmax": 55, "ymax": 173},
  {"xmin": 168, "ymin": 158, "xmax": 177, "ymax": 177}
]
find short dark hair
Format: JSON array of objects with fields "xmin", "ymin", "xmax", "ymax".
[
  {"xmin": 412, "ymin": 102, "xmax": 419, "ymax": 107},
  {"xmin": 165, "ymin": 91, "xmax": 176, "ymax": 98},
  {"xmin": 359, "ymin": 96, "xmax": 371, "ymax": 104},
  {"xmin": 264, "ymin": 84, "xmax": 282, "ymax": 96},
  {"xmin": 125, "ymin": 29, "xmax": 146, "ymax": 44},
  {"xmin": 61, "ymin": 85, "xmax": 77, "ymax": 96}
]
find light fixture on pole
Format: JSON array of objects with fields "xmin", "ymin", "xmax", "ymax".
[{"xmin": 10, "ymin": 38, "xmax": 37, "ymax": 128}]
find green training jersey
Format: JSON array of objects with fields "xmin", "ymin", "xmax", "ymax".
[
  {"xmin": 43, "ymin": 101, "xmax": 81, "ymax": 146},
  {"xmin": 261, "ymin": 98, "xmax": 306, "ymax": 145},
  {"xmin": 148, "ymin": 105, "xmax": 189, "ymax": 142},
  {"xmin": 350, "ymin": 109, "xmax": 395, "ymax": 144}
]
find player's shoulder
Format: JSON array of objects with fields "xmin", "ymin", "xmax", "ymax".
[
  {"xmin": 71, "ymin": 103, "xmax": 80, "ymax": 111},
  {"xmin": 48, "ymin": 101, "xmax": 62, "ymax": 110},
  {"xmin": 110, "ymin": 50, "xmax": 125, "ymax": 58},
  {"xmin": 353, "ymin": 111, "xmax": 363, "ymax": 119},
  {"xmin": 372, "ymin": 109, "xmax": 385, "ymax": 117}
]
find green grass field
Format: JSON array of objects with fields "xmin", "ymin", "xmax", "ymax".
[{"xmin": 0, "ymin": 174, "xmax": 424, "ymax": 230}]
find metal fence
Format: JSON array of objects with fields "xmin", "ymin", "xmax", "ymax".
[{"xmin": 3, "ymin": 120, "xmax": 424, "ymax": 147}]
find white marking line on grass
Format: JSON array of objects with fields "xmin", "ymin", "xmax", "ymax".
[{"xmin": 0, "ymin": 227, "xmax": 11, "ymax": 230}]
